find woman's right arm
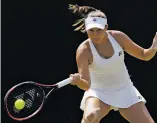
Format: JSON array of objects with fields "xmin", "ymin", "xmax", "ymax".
[{"xmin": 70, "ymin": 43, "xmax": 91, "ymax": 91}]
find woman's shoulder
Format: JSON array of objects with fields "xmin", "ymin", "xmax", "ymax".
[
  {"xmin": 107, "ymin": 30, "xmax": 129, "ymax": 39},
  {"xmin": 76, "ymin": 39, "xmax": 91, "ymax": 56},
  {"xmin": 107, "ymin": 30, "xmax": 124, "ymax": 36},
  {"xmin": 107, "ymin": 30, "xmax": 126, "ymax": 49},
  {"xmin": 77, "ymin": 39, "xmax": 90, "ymax": 51}
]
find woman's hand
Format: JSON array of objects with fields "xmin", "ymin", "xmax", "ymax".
[
  {"xmin": 69, "ymin": 73, "xmax": 81, "ymax": 85},
  {"xmin": 151, "ymin": 32, "xmax": 157, "ymax": 51}
]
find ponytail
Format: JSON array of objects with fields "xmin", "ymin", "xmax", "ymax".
[{"xmin": 68, "ymin": 4, "xmax": 97, "ymax": 33}]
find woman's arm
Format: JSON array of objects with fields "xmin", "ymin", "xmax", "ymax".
[
  {"xmin": 113, "ymin": 31, "xmax": 157, "ymax": 61},
  {"xmin": 70, "ymin": 43, "xmax": 91, "ymax": 91}
]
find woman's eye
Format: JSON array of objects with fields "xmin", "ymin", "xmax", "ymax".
[{"xmin": 89, "ymin": 29, "xmax": 102, "ymax": 32}]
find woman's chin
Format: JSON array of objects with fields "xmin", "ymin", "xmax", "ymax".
[
  {"xmin": 91, "ymin": 38, "xmax": 100, "ymax": 41},
  {"xmin": 92, "ymin": 39, "xmax": 102, "ymax": 44}
]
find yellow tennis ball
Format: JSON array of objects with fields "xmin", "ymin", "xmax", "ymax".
[{"xmin": 14, "ymin": 99, "xmax": 25, "ymax": 110}]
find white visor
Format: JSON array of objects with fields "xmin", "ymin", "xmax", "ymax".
[{"xmin": 85, "ymin": 17, "xmax": 107, "ymax": 31}]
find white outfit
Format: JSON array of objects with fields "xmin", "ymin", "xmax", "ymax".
[{"xmin": 80, "ymin": 33, "xmax": 146, "ymax": 111}]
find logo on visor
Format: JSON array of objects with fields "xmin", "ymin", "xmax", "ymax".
[{"xmin": 93, "ymin": 18, "xmax": 97, "ymax": 22}]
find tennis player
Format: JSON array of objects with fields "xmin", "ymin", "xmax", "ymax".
[{"xmin": 69, "ymin": 4, "xmax": 156, "ymax": 123}]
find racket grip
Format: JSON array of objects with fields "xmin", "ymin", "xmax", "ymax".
[{"xmin": 57, "ymin": 77, "xmax": 73, "ymax": 88}]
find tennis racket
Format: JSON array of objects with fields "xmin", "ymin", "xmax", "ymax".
[{"xmin": 4, "ymin": 77, "xmax": 73, "ymax": 121}]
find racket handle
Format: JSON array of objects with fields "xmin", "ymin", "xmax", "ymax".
[{"xmin": 57, "ymin": 77, "xmax": 72, "ymax": 88}]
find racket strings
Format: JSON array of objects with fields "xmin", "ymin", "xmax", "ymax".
[{"xmin": 5, "ymin": 84, "xmax": 44, "ymax": 118}]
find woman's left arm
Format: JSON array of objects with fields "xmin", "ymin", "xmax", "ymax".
[{"xmin": 114, "ymin": 31, "xmax": 157, "ymax": 61}]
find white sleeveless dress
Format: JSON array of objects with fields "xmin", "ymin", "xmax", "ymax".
[{"xmin": 80, "ymin": 33, "xmax": 146, "ymax": 111}]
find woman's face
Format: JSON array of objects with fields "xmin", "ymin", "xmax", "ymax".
[{"xmin": 87, "ymin": 26, "xmax": 107, "ymax": 44}]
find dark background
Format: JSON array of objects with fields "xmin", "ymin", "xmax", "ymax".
[{"xmin": 2, "ymin": 0, "xmax": 157, "ymax": 123}]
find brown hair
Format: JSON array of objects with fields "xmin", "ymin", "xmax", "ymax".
[{"xmin": 69, "ymin": 4, "xmax": 107, "ymax": 33}]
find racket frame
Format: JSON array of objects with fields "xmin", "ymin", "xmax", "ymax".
[
  {"xmin": 4, "ymin": 78, "xmax": 72, "ymax": 121},
  {"xmin": 4, "ymin": 82, "xmax": 53, "ymax": 121}
]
